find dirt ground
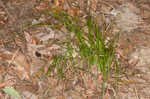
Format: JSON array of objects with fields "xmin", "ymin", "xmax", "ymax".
[{"xmin": 0, "ymin": 0, "xmax": 150, "ymax": 99}]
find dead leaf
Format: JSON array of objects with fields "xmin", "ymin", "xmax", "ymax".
[
  {"xmin": 35, "ymin": 1, "xmax": 49, "ymax": 11},
  {"xmin": 53, "ymin": 0, "xmax": 65, "ymax": 10},
  {"xmin": 117, "ymin": 0, "xmax": 125, "ymax": 4},
  {"xmin": 12, "ymin": 52, "xmax": 31, "ymax": 80},
  {"xmin": 91, "ymin": 0, "xmax": 97, "ymax": 11},
  {"xmin": 0, "ymin": 79, "xmax": 16, "ymax": 89},
  {"xmin": 24, "ymin": 31, "xmax": 38, "ymax": 45},
  {"xmin": 35, "ymin": 29, "xmax": 55, "ymax": 41},
  {"xmin": 22, "ymin": 91, "xmax": 38, "ymax": 99},
  {"xmin": 67, "ymin": 8, "xmax": 79, "ymax": 17},
  {"xmin": 0, "ymin": 40, "xmax": 4, "ymax": 47},
  {"xmin": 0, "ymin": 50, "xmax": 31, "ymax": 80},
  {"xmin": 104, "ymin": 89, "xmax": 111, "ymax": 99},
  {"xmin": 0, "ymin": 53, "xmax": 11, "ymax": 60},
  {"xmin": 96, "ymin": 73, "xmax": 103, "ymax": 83},
  {"xmin": 14, "ymin": 37, "xmax": 24, "ymax": 48}
]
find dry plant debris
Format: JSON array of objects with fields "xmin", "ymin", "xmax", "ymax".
[{"xmin": 0, "ymin": 0, "xmax": 150, "ymax": 98}]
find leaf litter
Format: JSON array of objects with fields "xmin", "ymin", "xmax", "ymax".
[{"xmin": 0, "ymin": 0, "xmax": 150, "ymax": 98}]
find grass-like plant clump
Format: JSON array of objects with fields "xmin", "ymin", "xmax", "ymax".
[
  {"xmin": 28, "ymin": 8, "xmax": 119, "ymax": 98},
  {"xmin": 47, "ymin": 9, "xmax": 119, "ymax": 80}
]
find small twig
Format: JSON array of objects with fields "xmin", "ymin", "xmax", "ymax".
[
  {"xmin": 134, "ymin": 84, "xmax": 140, "ymax": 99},
  {"xmin": 8, "ymin": 48, "xmax": 20, "ymax": 67}
]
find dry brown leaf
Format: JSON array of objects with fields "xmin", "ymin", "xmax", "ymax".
[
  {"xmin": 67, "ymin": 8, "xmax": 79, "ymax": 17},
  {"xmin": 96, "ymin": 73, "xmax": 103, "ymax": 83},
  {"xmin": 14, "ymin": 37, "xmax": 24, "ymax": 48},
  {"xmin": 0, "ymin": 53, "xmax": 11, "ymax": 60},
  {"xmin": 54, "ymin": 0, "xmax": 60, "ymax": 7},
  {"xmin": 22, "ymin": 91, "xmax": 38, "ymax": 99},
  {"xmin": 91, "ymin": 0, "xmax": 97, "ymax": 11},
  {"xmin": 104, "ymin": 89, "xmax": 111, "ymax": 99},
  {"xmin": 44, "ymin": 66, "xmax": 49, "ymax": 74},
  {"xmin": 12, "ymin": 52, "xmax": 31, "ymax": 80},
  {"xmin": 0, "ymin": 50, "xmax": 31, "ymax": 80},
  {"xmin": 0, "ymin": 40, "xmax": 4, "ymax": 47},
  {"xmin": 0, "ymin": 79, "xmax": 16, "ymax": 89},
  {"xmin": 35, "ymin": 1, "xmax": 49, "ymax": 11},
  {"xmin": 117, "ymin": 0, "xmax": 125, "ymax": 4},
  {"xmin": 35, "ymin": 29, "xmax": 55, "ymax": 42},
  {"xmin": 0, "ymin": 21, "xmax": 5, "ymax": 24},
  {"xmin": 53, "ymin": 0, "xmax": 65, "ymax": 10},
  {"xmin": 24, "ymin": 31, "xmax": 38, "ymax": 45}
]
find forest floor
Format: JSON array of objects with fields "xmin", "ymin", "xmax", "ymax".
[{"xmin": 0, "ymin": 0, "xmax": 150, "ymax": 99}]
